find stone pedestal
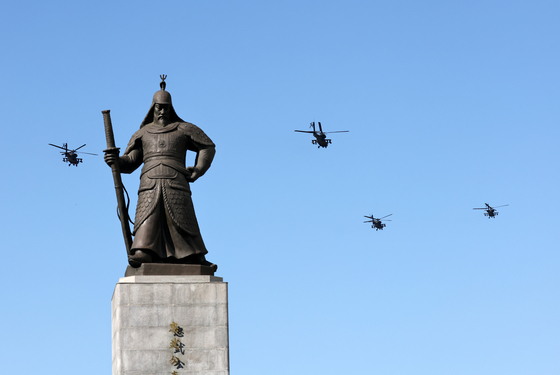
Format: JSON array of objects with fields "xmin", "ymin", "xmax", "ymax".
[{"xmin": 112, "ymin": 275, "xmax": 229, "ymax": 375}]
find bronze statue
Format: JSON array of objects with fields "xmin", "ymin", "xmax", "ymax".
[{"xmin": 104, "ymin": 76, "xmax": 216, "ymax": 269}]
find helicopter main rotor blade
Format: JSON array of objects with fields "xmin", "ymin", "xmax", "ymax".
[
  {"xmin": 49, "ymin": 143, "xmax": 66, "ymax": 150},
  {"xmin": 74, "ymin": 144, "xmax": 87, "ymax": 151},
  {"xmin": 380, "ymin": 214, "xmax": 393, "ymax": 219},
  {"xmin": 473, "ymin": 208, "xmax": 486, "ymax": 210},
  {"xmin": 77, "ymin": 151, "xmax": 98, "ymax": 156},
  {"xmin": 492, "ymin": 205, "xmax": 509, "ymax": 208},
  {"xmin": 294, "ymin": 130, "xmax": 314, "ymax": 133},
  {"xmin": 324, "ymin": 131, "xmax": 350, "ymax": 134}
]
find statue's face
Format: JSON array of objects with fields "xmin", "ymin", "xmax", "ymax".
[{"xmin": 154, "ymin": 103, "xmax": 171, "ymax": 125}]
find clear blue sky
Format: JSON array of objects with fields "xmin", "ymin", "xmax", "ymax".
[{"xmin": 1, "ymin": 1, "xmax": 558, "ymax": 374}]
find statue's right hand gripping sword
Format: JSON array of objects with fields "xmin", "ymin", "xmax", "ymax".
[{"xmin": 102, "ymin": 110, "xmax": 133, "ymax": 256}]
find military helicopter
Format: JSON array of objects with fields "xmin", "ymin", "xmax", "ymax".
[
  {"xmin": 49, "ymin": 143, "xmax": 98, "ymax": 166},
  {"xmin": 364, "ymin": 214, "xmax": 392, "ymax": 230},
  {"xmin": 473, "ymin": 203, "xmax": 509, "ymax": 218},
  {"xmin": 294, "ymin": 121, "xmax": 349, "ymax": 148}
]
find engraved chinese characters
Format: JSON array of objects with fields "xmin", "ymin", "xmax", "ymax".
[{"xmin": 169, "ymin": 322, "xmax": 186, "ymax": 372}]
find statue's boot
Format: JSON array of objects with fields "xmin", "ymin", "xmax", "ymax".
[
  {"xmin": 128, "ymin": 250, "xmax": 153, "ymax": 268},
  {"xmin": 187, "ymin": 253, "xmax": 218, "ymax": 272},
  {"xmin": 201, "ymin": 258, "xmax": 218, "ymax": 272}
]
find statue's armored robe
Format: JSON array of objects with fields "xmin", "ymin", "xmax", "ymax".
[{"xmin": 120, "ymin": 122, "xmax": 215, "ymax": 261}]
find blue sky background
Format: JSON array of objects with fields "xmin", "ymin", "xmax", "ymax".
[{"xmin": 1, "ymin": 1, "xmax": 559, "ymax": 374}]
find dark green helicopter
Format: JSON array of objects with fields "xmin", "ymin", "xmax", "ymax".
[
  {"xmin": 295, "ymin": 122, "xmax": 349, "ymax": 148},
  {"xmin": 473, "ymin": 203, "xmax": 509, "ymax": 218},
  {"xmin": 49, "ymin": 143, "xmax": 98, "ymax": 166},
  {"xmin": 364, "ymin": 214, "xmax": 392, "ymax": 230}
]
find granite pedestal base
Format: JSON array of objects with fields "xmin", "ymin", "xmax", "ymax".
[{"xmin": 112, "ymin": 275, "xmax": 229, "ymax": 375}]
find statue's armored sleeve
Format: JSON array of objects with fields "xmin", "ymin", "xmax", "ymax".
[
  {"xmin": 179, "ymin": 122, "xmax": 216, "ymax": 176},
  {"xmin": 119, "ymin": 128, "xmax": 145, "ymax": 174}
]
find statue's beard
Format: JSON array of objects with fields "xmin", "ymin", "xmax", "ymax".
[{"xmin": 156, "ymin": 114, "xmax": 169, "ymax": 124}]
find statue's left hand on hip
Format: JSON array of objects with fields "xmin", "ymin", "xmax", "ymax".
[{"xmin": 186, "ymin": 166, "xmax": 201, "ymax": 182}]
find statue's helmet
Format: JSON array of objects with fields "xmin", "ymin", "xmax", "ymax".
[
  {"xmin": 152, "ymin": 88, "xmax": 172, "ymax": 105},
  {"xmin": 140, "ymin": 75, "xmax": 184, "ymax": 127}
]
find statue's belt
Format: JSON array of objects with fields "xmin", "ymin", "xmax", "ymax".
[
  {"xmin": 143, "ymin": 154, "xmax": 185, "ymax": 163},
  {"xmin": 140, "ymin": 157, "xmax": 190, "ymax": 179}
]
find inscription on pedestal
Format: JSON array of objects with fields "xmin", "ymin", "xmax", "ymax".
[{"xmin": 169, "ymin": 322, "xmax": 186, "ymax": 372}]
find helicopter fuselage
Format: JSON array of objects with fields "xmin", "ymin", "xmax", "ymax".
[
  {"xmin": 63, "ymin": 152, "xmax": 82, "ymax": 166},
  {"xmin": 311, "ymin": 132, "xmax": 331, "ymax": 148},
  {"xmin": 372, "ymin": 221, "xmax": 385, "ymax": 230}
]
